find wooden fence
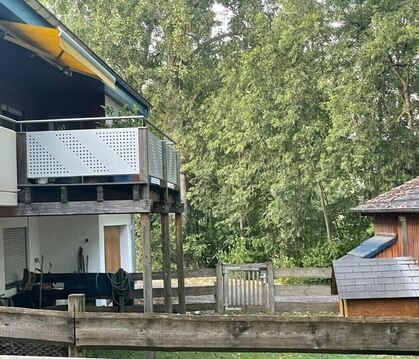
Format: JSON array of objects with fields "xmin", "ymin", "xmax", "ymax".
[
  {"xmin": 129, "ymin": 266, "xmax": 336, "ymax": 313},
  {"xmin": 37, "ymin": 267, "xmax": 335, "ymax": 314},
  {"xmin": 1, "ymin": 306, "xmax": 419, "ymax": 354}
]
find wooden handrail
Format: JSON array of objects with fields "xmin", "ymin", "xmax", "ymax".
[{"xmin": 130, "ymin": 267, "xmax": 332, "ymax": 281}]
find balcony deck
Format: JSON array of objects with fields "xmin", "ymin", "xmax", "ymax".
[{"xmin": 0, "ymin": 115, "xmax": 182, "ymax": 216}]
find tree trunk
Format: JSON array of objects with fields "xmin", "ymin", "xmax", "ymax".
[{"xmin": 318, "ymin": 181, "xmax": 332, "ymax": 242}]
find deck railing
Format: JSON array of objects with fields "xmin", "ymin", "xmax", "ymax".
[{"xmin": 0, "ymin": 114, "xmax": 180, "ymax": 189}]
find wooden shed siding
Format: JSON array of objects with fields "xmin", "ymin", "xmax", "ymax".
[
  {"xmin": 373, "ymin": 215, "xmax": 402, "ymax": 258},
  {"xmin": 407, "ymin": 216, "xmax": 419, "ymax": 262},
  {"xmin": 342, "ymin": 298, "xmax": 419, "ymax": 318}
]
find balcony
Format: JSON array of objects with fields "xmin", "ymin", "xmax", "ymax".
[{"xmin": 0, "ymin": 115, "xmax": 181, "ymax": 216}]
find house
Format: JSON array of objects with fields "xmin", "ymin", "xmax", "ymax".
[
  {"xmin": 332, "ymin": 176, "xmax": 419, "ymax": 317},
  {"xmin": 0, "ymin": 0, "xmax": 183, "ymax": 312},
  {"xmin": 332, "ymin": 256, "xmax": 419, "ymax": 317}
]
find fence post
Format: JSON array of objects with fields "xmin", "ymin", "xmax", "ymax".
[
  {"xmin": 266, "ymin": 263, "xmax": 275, "ymax": 313},
  {"xmin": 215, "ymin": 263, "xmax": 224, "ymax": 314},
  {"xmin": 68, "ymin": 293, "xmax": 85, "ymax": 357}
]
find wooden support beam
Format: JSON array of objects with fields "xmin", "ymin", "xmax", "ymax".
[
  {"xmin": 152, "ymin": 201, "xmax": 184, "ymax": 214},
  {"xmin": 0, "ymin": 200, "xmax": 153, "ymax": 217},
  {"xmin": 75, "ymin": 313, "xmax": 419, "ymax": 354},
  {"xmin": 161, "ymin": 213, "xmax": 172, "ymax": 313},
  {"xmin": 175, "ymin": 213, "xmax": 186, "ymax": 314},
  {"xmin": 68, "ymin": 294, "xmax": 86, "ymax": 357},
  {"xmin": 141, "ymin": 212, "xmax": 155, "ymax": 359},
  {"xmin": 141, "ymin": 213, "xmax": 153, "ymax": 313}
]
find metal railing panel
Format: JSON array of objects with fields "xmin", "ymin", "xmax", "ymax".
[
  {"xmin": 167, "ymin": 145, "xmax": 178, "ymax": 185},
  {"xmin": 26, "ymin": 128, "xmax": 140, "ymax": 178},
  {"xmin": 148, "ymin": 132, "xmax": 164, "ymax": 180}
]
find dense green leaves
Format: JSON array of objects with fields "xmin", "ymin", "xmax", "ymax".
[{"xmin": 42, "ymin": 0, "xmax": 418, "ymax": 268}]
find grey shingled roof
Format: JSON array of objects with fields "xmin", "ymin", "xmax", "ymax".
[
  {"xmin": 332, "ymin": 256, "xmax": 419, "ymax": 300},
  {"xmin": 352, "ymin": 176, "xmax": 419, "ymax": 214}
]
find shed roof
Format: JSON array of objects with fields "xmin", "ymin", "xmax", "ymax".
[
  {"xmin": 332, "ymin": 257, "xmax": 419, "ymax": 300},
  {"xmin": 352, "ymin": 176, "xmax": 419, "ymax": 214}
]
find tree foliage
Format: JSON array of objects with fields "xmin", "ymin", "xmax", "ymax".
[{"xmin": 42, "ymin": 0, "xmax": 419, "ymax": 268}]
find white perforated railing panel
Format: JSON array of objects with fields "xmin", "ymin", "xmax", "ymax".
[{"xmin": 26, "ymin": 128, "xmax": 140, "ymax": 178}]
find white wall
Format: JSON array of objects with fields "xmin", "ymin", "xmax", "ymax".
[
  {"xmin": 0, "ymin": 217, "xmax": 40, "ymax": 296},
  {"xmin": 38, "ymin": 215, "xmax": 100, "ymax": 273},
  {"xmin": 0, "ymin": 214, "xmax": 135, "ymax": 296},
  {"xmin": 0, "ymin": 127, "xmax": 17, "ymax": 206},
  {"xmin": 98, "ymin": 214, "xmax": 135, "ymax": 273}
]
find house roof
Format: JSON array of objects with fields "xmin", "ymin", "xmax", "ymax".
[
  {"xmin": 332, "ymin": 256, "xmax": 419, "ymax": 300},
  {"xmin": 347, "ymin": 235, "xmax": 396, "ymax": 258},
  {"xmin": 0, "ymin": 0, "xmax": 151, "ymax": 113},
  {"xmin": 352, "ymin": 176, "xmax": 419, "ymax": 214}
]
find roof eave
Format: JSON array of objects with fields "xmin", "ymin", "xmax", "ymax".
[
  {"xmin": 23, "ymin": 0, "xmax": 152, "ymax": 111},
  {"xmin": 351, "ymin": 207, "xmax": 419, "ymax": 215}
]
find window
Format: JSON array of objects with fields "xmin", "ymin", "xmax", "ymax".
[{"xmin": 3, "ymin": 227, "xmax": 27, "ymax": 288}]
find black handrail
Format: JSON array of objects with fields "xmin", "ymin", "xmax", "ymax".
[{"xmin": 0, "ymin": 114, "xmax": 176, "ymax": 144}]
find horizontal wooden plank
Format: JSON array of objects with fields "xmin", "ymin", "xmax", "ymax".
[
  {"xmin": 0, "ymin": 200, "xmax": 153, "ymax": 217},
  {"xmin": 0, "ymin": 307, "xmax": 73, "ymax": 345},
  {"xmin": 88, "ymin": 303, "xmax": 217, "ymax": 313},
  {"xmin": 275, "ymin": 285, "xmax": 330, "ymax": 296},
  {"xmin": 131, "ymin": 268, "xmax": 216, "ymax": 281},
  {"xmin": 75, "ymin": 313, "xmax": 419, "ymax": 353},
  {"xmin": 131, "ymin": 285, "xmax": 214, "ymax": 298},
  {"xmin": 274, "ymin": 267, "xmax": 331, "ymax": 279},
  {"xmin": 131, "ymin": 267, "xmax": 330, "ymax": 281}
]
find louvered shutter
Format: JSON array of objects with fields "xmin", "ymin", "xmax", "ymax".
[{"xmin": 3, "ymin": 227, "xmax": 27, "ymax": 286}]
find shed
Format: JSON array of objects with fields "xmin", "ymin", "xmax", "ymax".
[
  {"xmin": 353, "ymin": 176, "xmax": 419, "ymax": 261},
  {"xmin": 332, "ymin": 256, "xmax": 419, "ymax": 317}
]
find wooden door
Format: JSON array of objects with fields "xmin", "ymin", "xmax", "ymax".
[{"xmin": 104, "ymin": 226, "xmax": 121, "ymax": 273}]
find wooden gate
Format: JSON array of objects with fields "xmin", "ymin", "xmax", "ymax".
[{"xmin": 216, "ymin": 263, "xmax": 275, "ymax": 313}]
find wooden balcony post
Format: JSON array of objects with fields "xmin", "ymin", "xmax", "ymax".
[
  {"xmin": 175, "ymin": 212, "xmax": 186, "ymax": 314},
  {"xmin": 161, "ymin": 213, "xmax": 172, "ymax": 313},
  {"xmin": 141, "ymin": 213, "xmax": 153, "ymax": 313}
]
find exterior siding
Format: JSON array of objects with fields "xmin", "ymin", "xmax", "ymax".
[
  {"xmin": 373, "ymin": 215, "xmax": 402, "ymax": 258},
  {"xmin": 407, "ymin": 216, "xmax": 419, "ymax": 262},
  {"xmin": 343, "ymin": 298, "xmax": 419, "ymax": 317}
]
